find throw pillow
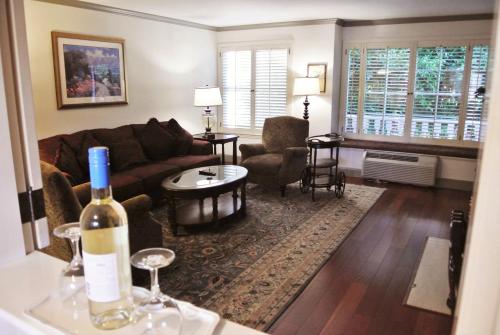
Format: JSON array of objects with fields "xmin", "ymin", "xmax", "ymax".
[
  {"xmin": 54, "ymin": 140, "xmax": 84, "ymax": 185},
  {"xmin": 109, "ymin": 139, "xmax": 149, "ymax": 171},
  {"xmin": 163, "ymin": 119, "xmax": 193, "ymax": 156},
  {"xmin": 77, "ymin": 133, "xmax": 102, "ymax": 173},
  {"xmin": 138, "ymin": 118, "xmax": 176, "ymax": 160}
]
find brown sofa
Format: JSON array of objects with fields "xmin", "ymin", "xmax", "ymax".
[{"xmin": 38, "ymin": 118, "xmax": 221, "ymax": 205}]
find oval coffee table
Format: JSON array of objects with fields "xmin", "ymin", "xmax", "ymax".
[{"xmin": 161, "ymin": 165, "xmax": 248, "ymax": 235}]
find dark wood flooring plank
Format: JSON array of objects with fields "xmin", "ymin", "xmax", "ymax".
[{"xmin": 270, "ymin": 180, "xmax": 469, "ymax": 335}]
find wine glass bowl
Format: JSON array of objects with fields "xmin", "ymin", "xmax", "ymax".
[
  {"xmin": 52, "ymin": 222, "xmax": 86, "ymax": 309},
  {"xmin": 131, "ymin": 248, "xmax": 182, "ymax": 334}
]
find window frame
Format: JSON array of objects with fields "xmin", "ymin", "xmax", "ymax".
[
  {"xmin": 339, "ymin": 39, "xmax": 490, "ymax": 148},
  {"xmin": 217, "ymin": 41, "xmax": 292, "ymax": 135}
]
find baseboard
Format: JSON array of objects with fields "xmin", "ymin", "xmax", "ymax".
[
  {"xmin": 340, "ymin": 167, "xmax": 473, "ymax": 191},
  {"xmin": 435, "ymin": 178, "xmax": 474, "ymax": 192}
]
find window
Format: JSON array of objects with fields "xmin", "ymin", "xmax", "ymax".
[
  {"xmin": 220, "ymin": 46, "xmax": 289, "ymax": 133},
  {"xmin": 341, "ymin": 41, "xmax": 490, "ymax": 144}
]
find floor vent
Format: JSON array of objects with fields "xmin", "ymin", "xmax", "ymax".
[{"xmin": 362, "ymin": 150, "xmax": 438, "ymax": 186}]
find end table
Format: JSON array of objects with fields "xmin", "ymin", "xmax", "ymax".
[{"xmin": 193, "ymin": 133, "xmax": 239, "ymax": 165}]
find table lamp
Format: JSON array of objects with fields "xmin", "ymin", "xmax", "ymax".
[
  {"xmin": 194, "ymin": 86, "xmax": 222, "ymax": 138},
  {"xmin": 293, "ymin": 77, "xmax": 320, "ymax": 120}
]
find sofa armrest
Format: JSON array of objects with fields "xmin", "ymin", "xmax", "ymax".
[
  {"xmin": 279, "ymin": 147, "xmax": 309, "ymax": 185},
  {"xmin": 73, "ymin": 182, "xmax": 91, "ymax": 207},
  {"xmin": 239, "ymin": 143, "xmax": 266, "ymax": 162},
  {"xmin": 121, "ymin": 194, "xmax": 152, "ymax": 220},
  {"xmin": 189, "ymin": 139, "xmax": 213, "ymax": 155}
]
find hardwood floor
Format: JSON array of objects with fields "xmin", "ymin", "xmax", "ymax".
[{"xmin": 269, "ymin": 178, "xmax": 471, "ymax": 335}]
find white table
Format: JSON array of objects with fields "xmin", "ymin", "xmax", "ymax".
[{"xmin": 0, "ymin": 251, "xmax": 266, "ymax": 335}]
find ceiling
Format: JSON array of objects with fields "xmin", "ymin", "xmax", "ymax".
[{"xmin": 82, "ymin": 0, "xmax": 495, "ymax": 27}]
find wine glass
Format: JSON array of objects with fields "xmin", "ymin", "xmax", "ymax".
[
  {"xmin": 131, "ymin": 248, "xmax": 183, "ymax": 334},
  {"xmin": 53, "ymin": 222, "xmax": 86, "ymax": 309}
]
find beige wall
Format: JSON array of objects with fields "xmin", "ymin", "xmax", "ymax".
[{"xmin": 24, "ymin": 0, "xmax": 217, "ymax": 139}]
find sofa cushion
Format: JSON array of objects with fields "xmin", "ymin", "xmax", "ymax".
[
  {"xmin": 92, "ymin": 125, "xmax": 135, "ymax": 146},
  {"xmin": 54, "ymin": 140, "xmax": 85, "ymax": 185},
  {"xmin": 77, "ymin": 133, "xmax": 102, "ymax": 172},
  {"xmin": 109, "ymin": 139, "xmax": 149, "ymax": 172},
  {"xmin": 39, "ymin": 135, "xmax": 62, "ymax": 164},
  {"xmin": 125, "ymin": 163, "xmax": 180, "ymax": 192},
  {"xmin": 162, "ymin": 154, "xmax": 220, "ymax": 170},
  {"xmin": 162, "ymin": 119, "xmax": 193, "ymax": 156},
  {"xmin": 138, "ymin": 118, "xmax": 176, "ymax": 160},
  {"xmin": 241, "ymin": 153, "xmax": 283, "ymax": 176}
]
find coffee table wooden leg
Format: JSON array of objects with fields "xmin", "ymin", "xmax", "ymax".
[
  {"xmin": 212, "ymin": 195, "xmax": 219, "ymax": 224},
  {"xmin": 232, "ymin": 140, "xmax": 237, "ymax": 165},
  {"xmin": 168, "ymin": 197, "xmax": 178, "ymax": 236},
  {"xmin": 241, "ymin": 181, "xmax": 247, "ymax": 216}
]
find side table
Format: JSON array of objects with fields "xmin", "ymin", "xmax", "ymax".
[{"xmin": 193, "ymin": 133, "xmax": 239, "ymax": 165}]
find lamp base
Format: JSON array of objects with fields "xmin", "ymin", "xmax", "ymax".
[
  {"xmin": 203, "ymin": 128, "xmax": 215, "ymax": 139},
  {"xmin": 302, "ymin": 96, "xmax": 310, "ymax": 120}
]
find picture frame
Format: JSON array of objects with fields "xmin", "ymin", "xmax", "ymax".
[
  {"xmin": 307, "ymin": 63, "xmax": 327, "ymax": 93},
  {"xmin": 51, "ymin": 31, "xmax": 128, "ymax": 109}
]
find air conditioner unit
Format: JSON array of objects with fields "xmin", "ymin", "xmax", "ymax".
[{"xmin": 362, "ymin": 150, "xmax": 438, "ymax": 187}]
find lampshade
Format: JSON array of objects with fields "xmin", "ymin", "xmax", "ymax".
[
  {"xmin": 293, "ymin": 77, "xmax": 320, "ymax": 96},
  {"xmin": 194, "ymin": 87, "xmax": 222, "ymax": 107}
]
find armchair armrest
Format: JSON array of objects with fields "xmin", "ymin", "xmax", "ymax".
[
  {"xmin": 239, "ymin": 143, "xmax": 266, "ymax": 162},
  {"xmin": 189, "ymin": 139, "xmax": 213, "ymax": 155},
  {"xmin": 122, "ymin": 194, "xmax": 163, "ymax": 285},
  {"xmin": 279, "ymin": 147, "xmax": 309, "ymax": 185},
  {"xmin": 73, "ymin": 182, "xmax": 91, "ymax": 207}
]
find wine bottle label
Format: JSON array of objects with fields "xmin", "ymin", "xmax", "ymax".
[{"xmin": 82, "ymin": 251, "xmax": 120, "ymax": 302}]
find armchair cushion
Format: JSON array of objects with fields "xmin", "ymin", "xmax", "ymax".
[
  {"xmin": 239, "ymin": 143, "xmax": 266, "ymax": 162},
  {"xmin": 241, "ymin": 153, "xmax": 282, "ymax": 176},
  {"xmin": 262, "ymin": 116, "xmax": 309, "ymax": 153}
]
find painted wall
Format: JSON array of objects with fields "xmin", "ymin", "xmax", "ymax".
[
  {"xmin": 454, "ymin": 17, "xmax": 500, "ymax": 335},
  {"xmin": 24, "ymin": 0, "xmax": 217, "ymax": 139}
]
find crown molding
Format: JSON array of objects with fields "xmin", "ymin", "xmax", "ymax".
[
  {"xmin": 216, "ymin": 18, "xmax": 340, "ymax": 31},
  {"xmin": 33, "ymin": 0, "xmax": 217, "ymax": 31},
  {"xmin": 342, "ymin": 13, "xmax": 494, "ymax": 27},
  {"xmin": 33, "ymin": 1, "xmax": 494, "ymax": 32}
]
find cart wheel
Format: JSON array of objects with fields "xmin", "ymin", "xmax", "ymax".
[
  {"xmin": 300, "ymin": 168, "xmax": 311, "ymax": 193},
  {"xmin": 335, "ymin": 172, "xmax": 346, "ymax": 198}
]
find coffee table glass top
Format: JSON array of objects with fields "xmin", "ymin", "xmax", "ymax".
[{"xmin": 162, "ymin": 165, "xmax": 247, "ymax": 190}]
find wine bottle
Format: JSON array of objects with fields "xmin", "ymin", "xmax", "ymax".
[{"xmin": 80, "ymin": 147, "xmax": 134, "ymax": 330}]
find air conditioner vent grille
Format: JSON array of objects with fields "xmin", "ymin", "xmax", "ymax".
[
  {"xmin": 365, "ymin": 152, "xmax": 419, "ymax": 162},
  {"xmin": 363, "ymin": 150, "xmax": 437, "ymax": 186}
]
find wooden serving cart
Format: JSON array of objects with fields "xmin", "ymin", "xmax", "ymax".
[{"xmin": 300, "ymin": 133, "xmax": 346, "ymax": 201}]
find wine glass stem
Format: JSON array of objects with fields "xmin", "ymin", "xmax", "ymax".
[
  {"xmin": 69, "ymin": 237, "xmax": 82, "ymax": 267},
  {"xmin": 149, "ymin": 268, "xmax": 161, "ymax": 301}
]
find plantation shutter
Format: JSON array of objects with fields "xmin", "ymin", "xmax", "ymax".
[
  {"xmin": 221, "ymin": 50, "xmax": 252, "ymax": 129},
  {"xmin": 411, "ymin": 46, "xmax": 466, "ymax": 140},
  {"xmin": 254, "ymin": 48, "xmax": 288, "ymax": 129},
  {"xmin": 362, "ymin": 47, "xmax": 410, "ymax": 136},
  {"xmin": 344, "ymin": 48, "xmax": 361, "ymax": 134},
  {"xmin": 464, "ymin": 45, "xmax": 489, "ymax": 141}
]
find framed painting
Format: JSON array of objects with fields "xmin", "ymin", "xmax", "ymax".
[
  {"xmin": 51, "ymin": 31, "xmax": 127, "ymax": 109},
  {"xmin": 307, "ymin": 63, "xmax": 327, "ymax": 93}
]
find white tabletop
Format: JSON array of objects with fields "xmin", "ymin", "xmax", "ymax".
[{"xmin": 0, "ymin": 251, "xmax": 266, "ymax": 335}]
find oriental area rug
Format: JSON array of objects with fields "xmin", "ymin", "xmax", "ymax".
[{"xmin": 152, "ymin": 183, "xmax": 384, "ymax": 331}]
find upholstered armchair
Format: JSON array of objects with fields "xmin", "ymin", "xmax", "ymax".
[
  {"xmin": 239, "ymin": 116, "xmax": 309, "ymax": 196},
  {"xmin": 40, "ymin": 161, "xmax": 163, "ymax": 284}
]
